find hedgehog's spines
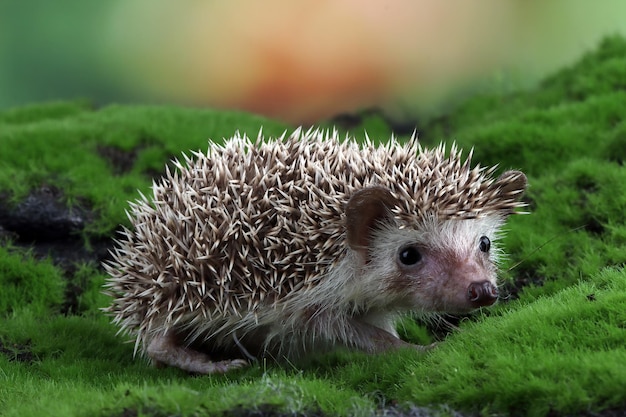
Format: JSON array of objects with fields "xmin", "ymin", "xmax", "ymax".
[
  {"xmin": 255, "ymin": 127, "xmax": 264, "ymax": 144},
  {"xmin": 105, "ymin": 127, "xmax": 527, "ymax": 361}
]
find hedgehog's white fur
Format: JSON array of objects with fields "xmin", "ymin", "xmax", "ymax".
[{"xmin": 103, "ymin": 127, "xmax": 526, "ymax": 369}]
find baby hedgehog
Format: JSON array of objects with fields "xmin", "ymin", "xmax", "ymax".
[{"xmin": 104, "ymin": 128, "xmax": 527, "ymax": 374}]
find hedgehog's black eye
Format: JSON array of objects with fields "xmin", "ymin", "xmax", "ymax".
[
  {"xmin": 479, "ymin": 236, "xmax": 491, "ymax": 253},
  {"xmin": 398, "ymin": 245, "xmax": 422, "ymax": 266}
]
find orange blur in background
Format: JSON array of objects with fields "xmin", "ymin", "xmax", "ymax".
[
  {"xmin": 103, "ymin": 0, "xmax": 626, "ymax": 123},
  {"xmin": 105, "ymin": 0, "xmax": 516, "ymax": 123}
]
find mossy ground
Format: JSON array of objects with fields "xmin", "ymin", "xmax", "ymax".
[{"xmin": 1, "ymin": 37, "xmax": 626, "ymax": 417}]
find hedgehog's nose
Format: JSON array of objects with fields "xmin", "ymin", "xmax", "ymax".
[{"xmin": 467, "ymin": 281, "xmax": 498, "ymax": 307}]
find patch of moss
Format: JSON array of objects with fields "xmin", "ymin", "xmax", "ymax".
[
  {"xmin": 0, "ymin": 318, "xmax": 375, "ymax": 417},
  {"xmin": 496, "ymin": 158, "xmax": 626, "ymax": 301},
  {"xmin": 0, "ymin": 245, "xmax": 65, "ymax": 315},
  {"xmin": 61, "ymin": 264, "xmax": 111, "ymax": 315},
  {"xmin": 0, "ymin": 104, "xmax": 291, "ymax": 236},
  {"xmin": 422, "ymin": 36, "xmax": 626, "ymax": 178},
  {"xmin": 0, "ymin": 100, "xmax": 92, "ymax": 125},
  {"xmin": 394, "ymin": 267, "xmax": 626, "ymax": 417}
]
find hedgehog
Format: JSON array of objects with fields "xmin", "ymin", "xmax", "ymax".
[{"xmin": 103, "ymin": 128, "xmax": 527, "ymax": 374}]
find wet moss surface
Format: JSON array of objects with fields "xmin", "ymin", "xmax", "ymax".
[{"xmin": 1, "ymin": 37, "xmax": 626, "ymax": 416}]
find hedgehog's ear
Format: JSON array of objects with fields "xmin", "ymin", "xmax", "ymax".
[
  {"xmin": 494, "ymin": 170, "xmax": 528, "ymax": 214},
  {"xmin": 346, "ymin": 187, "xmax": 398, "ymax": 256}
]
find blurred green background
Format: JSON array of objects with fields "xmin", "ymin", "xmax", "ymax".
[{"xmin": 0, "ymin": 1, "xmax": 125, "ymax": 108}]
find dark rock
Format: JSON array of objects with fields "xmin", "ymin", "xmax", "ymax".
[
  {"xmin": 0, "ymin": 186, "xmax": 113, "ymax": 277},
  {"xmin": 96, "ymin": 144, "xmax": 138, "ymax": 175},
  {"xmin": 0, "ymin": 339, "xmax": 36, "ymax": 364},
  {"xmin": 0, "ymin": 186, "xmax": 88, "ymax": 241}
]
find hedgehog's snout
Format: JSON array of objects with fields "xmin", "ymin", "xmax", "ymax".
[{"xmin": 467, "ymin": 281, "xmax": 498, "ymax": 307}]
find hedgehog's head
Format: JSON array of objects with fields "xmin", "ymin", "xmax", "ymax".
[{"xmin": 345, "ymin": 170, "xmax": 527, "ymax": 313}]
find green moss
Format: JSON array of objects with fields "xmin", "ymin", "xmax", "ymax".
[
  {"xmin": 0, "ymin": 309, "xmax": 375, "ymax": 416},
  {"xmin": 394, "ymin": 268, "xmax": 626, "ymax": 416},
  {"xmin": 496, "ymin": 157, "xmax": 626, "ymax": 301},
  {"xmin": 0, "ymin": 246, "xmax": 65, "ymax": 315},
  {"xmin": 0, "ymin": 104, "xmax": 291, "ymax": 235},
  {"xmin": 0, "ymin": 100, "xmax": 92, "ymax": 125}
]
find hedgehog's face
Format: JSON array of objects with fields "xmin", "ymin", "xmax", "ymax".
[
  {"xmin": 345, "ymin": 171, "xmax": 526, "ymax": 314},
  {"xmin": 366, "ymin": 216, "xmax": 503, "ymax": 313}
]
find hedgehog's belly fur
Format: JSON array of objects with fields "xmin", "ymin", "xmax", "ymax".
[
  {"xmin": 170, "ymin": 309, "xmax": 347, "ymax": 361},
  {"xmin": 164, "ymin": 298, "xmax": 404, "ymax": 363}
]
